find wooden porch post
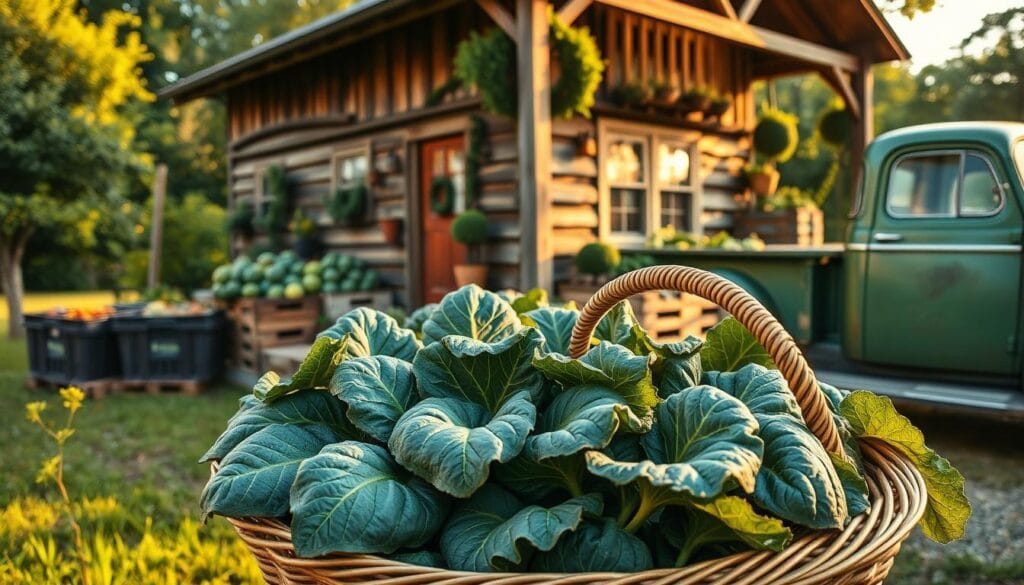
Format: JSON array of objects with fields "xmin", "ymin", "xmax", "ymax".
[
  {"xmin": 516, "ymin": 0, "xmax": 553, "ymax": 292},
  {"xmin": 850, "ymin": 48, "xmax": 874, "ymax": 207}
]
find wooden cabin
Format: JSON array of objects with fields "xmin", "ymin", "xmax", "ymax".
[{"xmin": 161, "ymin": 0, "xmax": 907, "ymax": 308}]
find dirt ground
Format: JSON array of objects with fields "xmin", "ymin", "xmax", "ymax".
[{"xmin": 887, "ymin": 407, "xmax": 1024, "ymax": 585}]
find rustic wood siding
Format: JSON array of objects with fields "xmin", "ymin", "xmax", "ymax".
[{"xmin": 551, "ymin": 118, "xmax": 600, "ymax": 282}]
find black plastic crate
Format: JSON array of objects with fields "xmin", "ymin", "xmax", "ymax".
[
  {"xmin": 24, "ymin": 314, "xmax": 121, "ymax": 384},
  {"xmin": 111, "ymin": 311, "xmax": 225, "ymax": 382}
]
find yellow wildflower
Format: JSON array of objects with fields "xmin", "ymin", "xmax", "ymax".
[
  {"xmin": 25, "ymin": 401, "xmax": 47, "ymax": 423},
  {"xmin": 60, "ymin": 386, "xmax": 86, "ymax": 412},
  {"xmin": 55, "ymin": 428, "xmax": 75, "ymax": 444},
  {"xmin": 35, "ymin": 456, "xmax": 61, "ymax": 484}
]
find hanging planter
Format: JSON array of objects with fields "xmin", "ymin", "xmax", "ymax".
[
  {"xmin": 326, "ymin": 183, "xmax": 368, "ymax": 223},
  {"xmin": 429, "ymin": 176, "xmax": 456, "ymax": 216},
  {"xmin": 379, "ymin": 217, "xmax": 403, "ymax": 246}
]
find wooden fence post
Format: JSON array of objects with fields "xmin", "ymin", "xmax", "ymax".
[{"xmin": 147, "ymin": 164, "xmax": 168, "ymax": 289}]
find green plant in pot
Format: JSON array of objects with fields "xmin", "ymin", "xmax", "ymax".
[
  {"xmin": 575, "ymin": 241, "xmax": 621, "ymax": 284},
  {"xmin": 649, "ymin": 79, "xmax": 679, "ymax": 106},
  {"xmin": 610, "ymin": 81, "xmax": 651, "ymax": 109},
  {"xmin": 677, "ymin": 85, "xmax": 713, "ymax": 114},
  {"xmin": 706, "ymin": 92, "xmax": 733, "ymax": 119},
  {"xmin": 450, "ymin": 209, "xmax": 489, "ymax": 287},
  {"xmin": 378, "ymin": 208, "xmax": 403, "ymax": 246},
  {"xmin": 812, "ymin": 103, "xmax": 851, "ymax": 207},
  {"xmin": 227, "ymin": 203, "xmax": 255, "ymax": 239},
  {"xmin": 290, "ymin": 208, "xmax": 321, "ymax": 260},
  {"xmin": 746, "ymin": 107, "xmax": 799, "ymax": 196}
]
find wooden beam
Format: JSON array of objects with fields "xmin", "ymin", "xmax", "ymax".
[
  {"xmin": 738, "ymin": 0, "xmax": 761, "ymax": 22},
  {"xmin": 711, "ymin": 0, "xmax": 738, "ymax": 20},
  {"xmin": 477, "ymin": 0, "xmax": 516, "ymax": 39},
  {"xmin": 821, "ymin": 66, "xmax": 861, "ymax": 120},
  {"xmin": 594, "ymin": 0, "xmax": 860, "ymax": 72},
  {"xmin": 557, "ymin": 0, "xmax": 593, "ymax": 24},
  {"xmin": 516, "ymin": 0, "xmax": 553, "ymax": 292}
]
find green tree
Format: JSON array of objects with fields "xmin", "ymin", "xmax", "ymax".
[{"xmin": 0, "ymin": 0, "xmax": 152, "ymax": 338}]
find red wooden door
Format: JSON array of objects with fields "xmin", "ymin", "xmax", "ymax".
[{"xmin": 420, "ymin": 135, "xmax": 466, "ymax": 304}]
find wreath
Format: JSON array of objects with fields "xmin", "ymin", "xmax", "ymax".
[
  {"xmin": 430, "ymin": 176, "xmax": 456, "ymax": 215},
  {"xmin": 326, "ymin": 183, "xmax": 367, "ymax": 222},
  {"xmin": 453, "ymin": 12, "xmax": 603, "ymax": 119}
]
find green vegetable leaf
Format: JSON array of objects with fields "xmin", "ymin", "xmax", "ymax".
[
  {"xmin": 830, "ymin": 452, "xmax": 871, "ymax": 519},
  {"xmin": 705, "ymin": 366, "xmax": 847, "ymax": 529},
  {"xmin": 421, "ymin": 284, "xmax": 523, "ymax": 345},
  {"xmin": 330, "ymin": 355, "xmax": 417, "ymax": 443},
  {"xmin": 289, "ymin": 442, "xmax": 447, "ymax": 557},
  {"xmin": 530, "ymin": 518, "xmax": 653, "ymax": 572},
  {"xmin": 200, "ymin": 424, "xmax": 337, "ymax": 521},
  {"xmin": 593, "ymin": 300, "xmax": 637, "ymax": 344},
  {"xmin": 840, "ymin": 390, "xmax": 971, "ymax": 543},
  {"xmin": 586, "ymin": 387, "xmax": 763, "ymax": 512},
  {"xmin": 388, "ymin": 551, "xmax": 446, "ymax": 568},
  {"xmin": 525, "ymin": 384, "xmax": 648, "ymax": 460},
  {"xmin": 439, "ymin": 484, "xmax": 603, "ymax": 572},
  {"xmin": 388, "ymin": 392, "xmax": 536, "ymax": 497},
  {"xmin": 661, "ymin": 496, "xmax": 792, "ymax": 566},
  {"xmin": 413, "ymin": 328, "xmax": 545, "ymax": 409},
  {"xmin": 511, "ymin": 288, "xmax": 549, "ymax": 314},
  {"xmin": 699, "ymin": 317, "xmax": 776, "ymax": 372},
  {"xmin": 521, "ymin": 306, "xmax": 578, "ymax": 355},
  {"xmin": 404, "ymin": 303, "xmax": 439, "ymax": 335},
  {"xmin": 533, "ymin": 341, "xmax": 659, "ymax": 419},
  {"xmin": 318, "ymin": 307, "xmax": 421, "ymax": 362},
  {"xmin": 495, "ymin": 453, "xmax": 586, "ymax": 501},
  {"xmin": 623, "ymin": 328, "xmax": 704, "ymax": 396},
  {"xmin": 255, "ymin": 336, "xmax": 345, "ymax": 403},
  {"xmin": 202, "ymin": 392, "xmax": 364, "ymax": 462}
]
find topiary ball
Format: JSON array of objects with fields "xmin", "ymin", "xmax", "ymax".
[
  {"xmin": 818, "ymin": 107, "xmax": 850, "ymax": 148},
  {"xmin": 450, "ymin": 210, "xmax": 489, "ymax": 246},
  {"xmin": 753, "ymin": 109, "xmax": 799, "ymax": 163},
  {"xmin": 575, "ymin": 242, "xmax": 621, "ymax": 277}
]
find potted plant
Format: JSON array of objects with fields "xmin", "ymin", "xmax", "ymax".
[
  {"xmin": 227, "ymin": 203, "xmax": 255, "ymax": 240},
  {"xmin": 677, "ymin": 86, "xmax": 713, "ymax": 114},
  {"xmin": 450, "ymin": 209, "xmax": 489, "ymax": 287},
  {"xmin": 649, "ymin": 79, "xmax": 679, "ymax": 107},
  {"xmin": 706, "ymin": 92, "xmax": 732, "ymax": 120},
  {"xmin": 378, "ymin": 207, "xmax": 403, "ymax": 246},
  {"xmin": 558, "ymin": 241, "xmax": 622, "ymax": 306},
  {"xmin": 289, "ymin": 208, "xmax": 321, "ymax": 260},
  {"xmin": 745, "ymin": 107, "xmax": 799, "ymax": 196},
  {"xmin": 610, "ymin": 82, "xmax": 651, "ymax": 109}
]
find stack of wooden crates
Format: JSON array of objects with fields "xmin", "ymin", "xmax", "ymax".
[
  {"xmin": 228, "ymin": 296, "xmax": 321, "ymax": 374},
  {"xmin": 559, "ymin": 284, "xmax": 722, "ymax": 342}
]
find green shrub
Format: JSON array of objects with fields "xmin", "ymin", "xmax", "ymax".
[
  {"xmin": 753, "ymin": 108, "xmax": 799, "ymax": 163},
  {"xmin": 575, "ymin": 242, "xmax": 620, "ymax": 278},
  {"xmin": 226, "ymin": 203, "xmax": 254, "ymax": 235},
  {"xmin": 818, "ymin": 106, "xmax": 850, "ymax": 148},
  {"xmin": 450, "ymin": 210, "xmax": 488, "ymax": 246}
]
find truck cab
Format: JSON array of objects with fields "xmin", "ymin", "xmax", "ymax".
[{"xmin": 842, "ymin": 123, "xmax": 1024, "ymax": 385}]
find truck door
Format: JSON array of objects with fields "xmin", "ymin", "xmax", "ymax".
[{"xmin": 863, "ymin": 148, "xmax": 1021, "ymax": 375}]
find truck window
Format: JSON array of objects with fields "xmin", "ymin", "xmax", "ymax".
[
  {"xmin": 887, "ymin": 153, "xmax": 960, "ymax": 217},
  {"xmin": 959, "ymin": 154, "xmax": 1002, "ymax": 216}
]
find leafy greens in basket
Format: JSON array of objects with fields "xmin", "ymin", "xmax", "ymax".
[{"xmin": 201, "ymin": 285, "xmax": 971, "ymax": 571}]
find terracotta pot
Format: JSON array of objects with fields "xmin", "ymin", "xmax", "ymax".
[
  {"xmin": 453, "ymin": 264, "xmax": 488, "ymax": 288},
  {"xmin": 747, "ymin": 169, "xmax": 780, "ymax": 196},
  {"xmin": 379, "ymin": 217, "xmax": 403, "ymax": 245}
]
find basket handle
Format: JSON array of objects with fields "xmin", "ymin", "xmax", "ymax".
[{"xmin": 568, "ymin": 265, "xmax": 841, "ymax": 454}]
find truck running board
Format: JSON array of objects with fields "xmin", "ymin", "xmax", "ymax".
[{"xmin": 816, "ymin": 369, "xmax": 1024, "ymax": 420}]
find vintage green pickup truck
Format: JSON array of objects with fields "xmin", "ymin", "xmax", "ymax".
[{"xmin": 649, "ymin": 122, "xmax": 1024, "ymax": 416}]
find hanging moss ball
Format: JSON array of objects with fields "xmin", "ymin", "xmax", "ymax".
[
  {"xmin": 575, "ymin": 242, "xmax": 621, "ymax": 276},
  {"xmin": 450, "ymin": 210, "xmax": 489, "ymax": 246},
  {"xmin": 753, "ymin": 109, "xmax": 799, "ymax": 163},
  {"xmin": 818, "ymin": 107, "xmax": 850, "ymax": 148}
]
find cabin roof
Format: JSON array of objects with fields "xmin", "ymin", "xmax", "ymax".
[{"xmin": 160, "ymin": 0, "xmax": 909, "ymax": 103}]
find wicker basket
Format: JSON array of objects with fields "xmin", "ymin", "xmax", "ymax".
[{"xmin": 217, "ymin": 266, "xmax": 928, "ymax": 585}]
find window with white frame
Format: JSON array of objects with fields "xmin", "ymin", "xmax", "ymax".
[
  {"xmin": 606, "ymin": 135, "xmax": 648, "ymax": 234},
  {"xmin": 656, "ymin": 141, "xmax": 695, "ymax": 230},
  {"xmin": 333, "ymin": 149, "xmax": 369, "ymax": 191}
]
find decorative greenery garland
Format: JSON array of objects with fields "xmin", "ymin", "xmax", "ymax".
[
  {"xmin": 326, "ymin": 183, "xmax": 368, "ymax": 222},
  {"xmin": 430, "ymin": 176, "xmax": 456, "ymax": 215},
  {"xmin": 254, "ymin": 164, "xmax": 289, "ymax": 248},
  {"xmin": 453, "ymin": 10, "xmax": 604, "ymax": 119}
]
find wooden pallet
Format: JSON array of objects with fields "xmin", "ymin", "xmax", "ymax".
[
  {"xmin": 558, "ymin": 283, "xmax": 722, "ymax": 342},
  {"xmin": 733, "ymin": 207, "xmax": 824, "ymax": 246},
  {"xmin": 322, "ymin": 290, "xmax": 393, "ymax": 321},
  {"xmin": 228, "ymin": 297, "xmax": 321, "ymax": 374}
]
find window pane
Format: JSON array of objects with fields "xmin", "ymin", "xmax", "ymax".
[
  {"xmin": 887, "ymin": 153, "xmax": 959, "ymax": 217},
  {"xmin": 660, "ymin": 191, "xmax": 691, "ymax": 230},
  {"xmin": 658, "ymin": 143, "xmax": 691, "ymax": 186},
  {"xmin": 337, "ymin": 154, "xmax": 368, "ymax": 186},
  {"xmin": 611, "ymin": 188, "xmax": 644, "ymax": 233},
  {"xmin": 960, "ymin": 154, "xmax": 1002, "ymax": 215},
  {"xmin": 607, "ymin": 139, "xmax": 645, "ymax": 185}
]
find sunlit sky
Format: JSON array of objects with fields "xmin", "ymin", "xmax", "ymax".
[{"xmin": 884, "ymin": 0, "xmax": 1021, "ymax": 69}]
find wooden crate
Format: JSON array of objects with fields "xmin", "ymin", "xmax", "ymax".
[
  {"xmin": 733, "ymin": 207, "xmax": 824, "ymax": 246},
  {"xmin": 558, "ymin": 283, "xmax": 722, "ymax": 342},
  {"xmin": 322, "ymin": 290, "xmax": 393, "ymax": 322},
  {"xmin": 262, "ymin": 343, "xmax": 313, "ymax": 376},
  {"xmin": 228, "ymin": 297, "xmax": 321, "ymax": 373}
]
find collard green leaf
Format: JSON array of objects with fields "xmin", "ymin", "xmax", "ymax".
[
  {"xmin": 530, "ymin": 518, "xmax": 653, "ymax": 572},
  {"xmin": 389, "ymin": 551, "xmax": 446, "ymax": 568},
  {"xmin": 413, "ymin": 328, "xmax": 545, "ymax": 409},
  {"xmin": 289, "ymin": 442, "xmax": 447, "ymax": 557},
  {"xmin": 202, "ymin": 391, "xmax": 363, "ymax": 462},
  {"xmin": 421, "ymin": 284, "xmax": 523, "ymax": 345},
  {"xmin": 511, "ymin": 288, "xmax": 549, "ymax": 314},
  {"xmin": 661, "ymin": 496, "xmax": 792, "ymax": 566},
  {"xmin": 330, "ymin": 355, "xmax": 416, "ymax": 443},
  {"xmin": 593, "ymin": 300, "xmax": 638, "ymax": 344},
  {"xmin": 439, "ymin": 484, "xmax": 603, "ymax": 572},
  {"xmin": 699, "ymin": 317, "xmax": 776, "ymax": 373},
  {"xmin": 533, "ymin": 342, "xmax": 659, "ymax": 419},
  {"xmin": 200, "ymin": 424, "xmax": 337, "ymax": 521},
  {"xmin": 388, "ymin": 392, "xmax": 536, "ymax": 497},
  {"xmin": 404, "ymin": 303, "xmax": 439, "ymax": 335},
  {"xmin": 586, "ymin": 387, "xmax": 762, "ymax": 503},
  {"xmin": 495, "ymin": 453, "xmax": 586, "ymax": 501},
  {"xmin": 318, "ymin": 307, "xmax": 420, "ymax": 362},
  {"xmin": 525, "ymin": 384, "xmax": 647, "ymax": 460},
  {"xmin": 705, "ymin": 366, "xmax": 847, "ymax": 529},
  {"xmin": 521, "ymin": 306, "xmax": 578, "ymax": 355},
  {"xmin": 255, "ymin": 336, "xmax": 345, "ymax": 403},
  {"xmin": 831, "ymin": 452, "xmax": 871, "ymax": 519},
  {"xmin": 840, "ymin": 390, "xmax": 971, "ymax": 543},
  {"xmin": 621, "ymin": 325, "xmax": 704, "ymax": 395}
]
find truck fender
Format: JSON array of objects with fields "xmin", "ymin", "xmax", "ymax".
[{"xmin": 705, "ymin": 268, "xmax": 780, "ymax": 316}]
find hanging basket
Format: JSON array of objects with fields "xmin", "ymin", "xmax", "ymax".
[{"xmin": 215, "ymin": 265, "xmax": 927, "ymax": 585}]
